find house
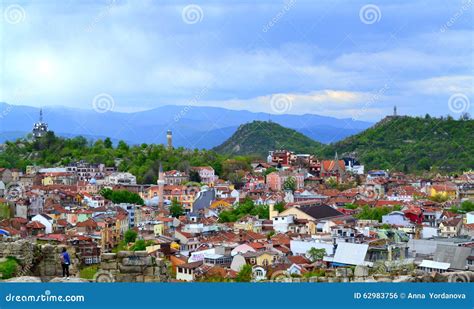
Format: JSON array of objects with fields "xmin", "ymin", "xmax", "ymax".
[
  {"xmin": 382, "ymin": 211, "xmax": 412, "ymax": 227},
  {"xmin": 272, "ymin": 214, "xmax": 295, "ymax": 233},
  {"xmin": 268, "ymin": 150, "xmax": 295, "ymax": 165},
  {"xmin": 429, "ymin": 184, "xmax": 457, "ymax": 199},
  {"xmin": 176, "ymin": 260, "xmax": 203, "ymax": 281},
  {"xmin": 266, "ymin": 171, "xmax": 304, "ymax": 191},
  {"xmin": 276, "ymin": 204, "xmax": 346, "ymax": 234},
  {"xmin": 233, "ymin": 215, "xmax": 262, "ymax": 233},
  {"xmin": 164, "ymin": 170, "xmax": 189, "ymax": 185},
  {"xmin": 242, "ymin": 251, "xmax": 279, "ymax": 267},
  {"xmin": 76, "ymin": 218, "xmax": 98, "ymax": 234},
  {"xmin": 104, "ymin": 172, "xmax": 137, "ymax": 185},
  {"xmin": 320, "ymin": 156, "xmax": 346, "ymax": 181},
  {"xmin": 439, "ymin": 217, "xmax": 463, "ymax": 237},
  {"xmin": 31, "ymin": 213, "xmax": 54, "ymax": 234},
  {"xmin": 26, "ymin": 220, "xmax": 46, "ymax": 236},
  {"xmin": 192, "ymin": 166, "xmax": 218, "ymax": 185}
]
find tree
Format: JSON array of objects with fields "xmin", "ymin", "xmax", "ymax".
[
  {"xmin": 0, "ymin": 203, "xmax": 11, "ymax": 219},
  {"xmin": 307, "ymin": 248, "xmax": 326, "ymax": 262},
  {"xmin": 283, "ymin": 177, "xmax": 296, "ymax": 192},
  {"xmin": 124, "ymin": 229, "xmax": 137, "ymax": 243},
  {"xmin": 264, "ymin": 167, "xmax": 277, "ymax": 176},
  {"xmin": 235, "ymin": 264, "xmax": 253, "ymax": 282},
  {"xmin": 189, "ymin": 170, "xmax": 202, "ymax": 183},
  {"xmin": 104, "ymin": 137, "xmax": 113, "ymax": 148},
  {"xmin": 131, "ymin": 239, "xmax": 146, "ymax": 251},
  {"xmin": 100, "ymin": 188, "xmax": 144, "ymax": 205},
  {"xmin": 274, "ymin": 202, "xmax": 286, "ymax": 213},
  {"xmin": 170, "ymin": 198, "xmax": 184, "ymax": 218}
]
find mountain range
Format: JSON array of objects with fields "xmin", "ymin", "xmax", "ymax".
[{"xmin": 0, "ymin": 103, "xmax": 372, "ymax": 148}]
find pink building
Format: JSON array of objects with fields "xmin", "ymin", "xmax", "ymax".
[{"xmin": 266, "ymin": 171, "xmax": 304, "ymax": 191}]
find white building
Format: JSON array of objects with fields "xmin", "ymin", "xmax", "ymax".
[
  {"xmin": 105, "ymin": 172, "xmax": 137, "ymax": 185},
  {"xmin": 31, "ymin": 214, "xmax": 53, "ymax": 234},
  {"xmin": 272, "ymin": 215, "xmax": 295, "ymax": 233}
]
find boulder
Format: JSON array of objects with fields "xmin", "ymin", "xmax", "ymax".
[{"xmin": 354, "ymin": 265, "xmax": 369, "ymax": 277}]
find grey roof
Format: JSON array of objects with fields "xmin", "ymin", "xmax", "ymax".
[
  {"xmin": 299, "ymin": 204, "xmax": 344, "ymax": 220},
  {"xmin": 433, "ymin": 244, "xmax": 472, "ymax": 270},
  {"xmin": 192, "ymin": 189, "xmax": 216, "ymax": 212}
]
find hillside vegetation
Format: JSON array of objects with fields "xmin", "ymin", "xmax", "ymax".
[
  {"xmin": 322, "ymin": 116, "xmax": 474, "ymax": 173},
  {"xmin": 212, "ymin": 121, "xmax": 324, "ymax": 157}
]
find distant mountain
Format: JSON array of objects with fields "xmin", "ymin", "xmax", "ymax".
[
  {"xmin": 213, "ymin": 121, "xmax": 324, "ymax": 156},
  {"xmin": 322, "ymin": 116, "xmax": 474, "ymax": 173},
  {"xmin": 0, "ymin": 103, "xmax": 372, "ymax": 147}
]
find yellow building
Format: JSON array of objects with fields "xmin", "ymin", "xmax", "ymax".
[
  {"xmin": 42, "ymin": 176, "xmax": 54, "ymax": 186},
  {"xmin": 245, "ymin": 251, "xmax": 278, "ymax": 267},
  {"xmin": 154, "ymin": 223, "xmax": 165, "ymax": 236},
  {"xmin": 429, "ymin": 185, "xmax": 457, "ymax": 199}
]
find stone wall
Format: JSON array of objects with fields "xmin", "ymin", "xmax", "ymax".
[
  {"xmin": 97, "ymin": 251, "xmax": 170, "ymax": 282},
  {"xmin": 0, "ymin": 240, "xmax": 78, "ymax": 278}
]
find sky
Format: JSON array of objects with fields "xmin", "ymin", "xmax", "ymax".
[{"xmin": 0, "ymin": 0, "xmax": 473, "ymax": 121}]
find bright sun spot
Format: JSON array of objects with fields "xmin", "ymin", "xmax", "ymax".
[{"xmin": 36, "ymin": 59, "xmax": 55, "ymax": 77}]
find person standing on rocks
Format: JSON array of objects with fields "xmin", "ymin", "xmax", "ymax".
[{"xmin": 60, "ymin": 247, "xmax": 71, "ymax": 280}]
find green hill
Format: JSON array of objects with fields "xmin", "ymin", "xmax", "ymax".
[
  {"xmin": 322, "ymin": 116, "xmax": 474, "ymax": 173},
  {"xmin": 213, "ymin": 121, "xmax": 324, "ymax": 157}
]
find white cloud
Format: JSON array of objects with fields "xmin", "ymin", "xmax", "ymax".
[{"xmin": 408, "ymin": 75, "xmax": 474, "ymax": 95}]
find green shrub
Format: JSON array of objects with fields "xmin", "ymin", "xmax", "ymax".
[{"xmin": 0, "ymin": 257, "xmax": 19, "ymax": 279}]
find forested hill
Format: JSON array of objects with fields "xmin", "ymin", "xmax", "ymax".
[
  {"xmin": 212, "ymin": 121, "xmax": 324, "ymax": 157},
  {"xmin": 321, "ymin": 116, "xmax": 474, "ymax": 173}
]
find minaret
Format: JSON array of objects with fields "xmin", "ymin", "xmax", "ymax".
[
  {"xmin": 335, "ymin": 151, "xmax": 343, "ymax": 182},
  {"xmin": 166, "ymin": 130, "xmax": 173, "ymax": 149},
  {"xmin": 157, "ymin": 162, "xmax": 165, "ymax": 212}
]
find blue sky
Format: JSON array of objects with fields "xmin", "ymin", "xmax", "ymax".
[{"xmin": 0, "ymin": 0, "xmax": 472, "ymax": 120}]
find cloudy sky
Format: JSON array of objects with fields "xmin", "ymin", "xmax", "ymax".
[{"xmin": 0, "ymin": 0, "xmax": 473, "ymax": 120}]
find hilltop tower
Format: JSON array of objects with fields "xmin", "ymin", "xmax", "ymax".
[
  {"xmin": 166, "ymin": 130, "xmax": 173, "ymax": 149},
  {"xmin": 157, "ymin": 162, "xmax": 165, "ymax": 212},
  {"xmin": 32, "ymin": 108, "xmax": 48, "ymax": 138},
  {"xmin": 393, "ymin": 106, "xmax": 397, "ymax": 117}
]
